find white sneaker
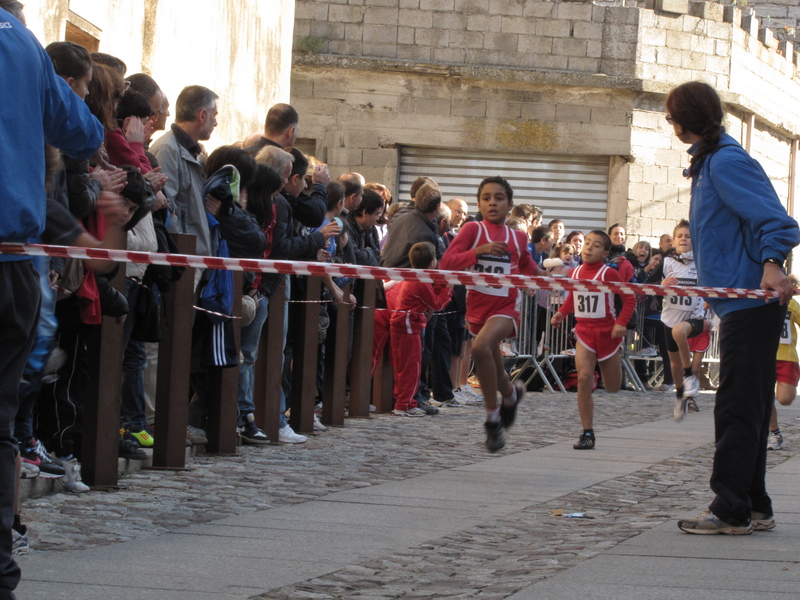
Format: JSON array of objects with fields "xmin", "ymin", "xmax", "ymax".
[
  {"xmin": 637, "ymin": 347, "xmax": 658, "ymax": 357},
  {"xmin": 453, "ymin": 390, "xmax": 478, "ymax": 405},
  {"xmin": 683, "ymin": 374, "xmax": 700, "ymax": 398},
  {"xmin": 278, "ymin": 425, "xmax": 308, "ymax": 444},
  {"xmin": 444, "ymin": 397, "xmax": 468, "ymax": 407},
  {"xmin": 313, "ymin": 414, "xmax": 327, "ymax": 432},
  {"xmin": 55, "ymin": 457, "xmax": 90, "ymax": 493},
  {"xmin": 768, "ymin": 431, "xmax": 784, "ymax": 451},
  {"xmin": 656, "ymin": 383, "xmax": 674, "ymax": 392},
  {"xmin": 393, "ymin": 407, "xmax": 426, "ymax": 417}
]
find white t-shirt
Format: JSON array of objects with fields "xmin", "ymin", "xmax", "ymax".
[{"xmin": 661, "ymin": 252, "xmax": 705, "ymax": 328}]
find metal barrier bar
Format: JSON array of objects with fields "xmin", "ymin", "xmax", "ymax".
[
  {"xmin": 289, "ymin": 276, "xmax": 322, "ymax": 434},
  {"xmin": 621, "ymin": 300, "xmax": 660, "ymax": 392},
  {"xmin": 321, "ymin": 283, "xmax": 351, "ymax": 426},
  {"xmin": 153, "ymin": 233, "xmax": 196, "ymax": 468},
  {"xmin": 510, "ymin": 292, "xmax": 558, "ymax": 393}
]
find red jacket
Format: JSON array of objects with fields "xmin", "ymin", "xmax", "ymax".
[
  {"xmin": 105, "ymin": 127, "xmax": 152, "ymax": 173},
  {"xmin": 390, "ymin": 281, "xmax": 452, "ymax": 334}
]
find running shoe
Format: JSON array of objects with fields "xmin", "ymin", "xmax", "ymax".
[
  {"xmin": 687, "ymin": 398, "xmax": 700, "ymax": 413},
  {"xmin": 20, "ymin": 438, "xmax": 65, "ymax": 478},
  {"xmin": 20, "ymin": 461, "xmax": 39, "ymax": 480},
  {"xmin": 393, "ymin": 407, "xmax": 426, "ymax": 417},
  {"xmin": 767, "ymin": 431, "xmax": 784, "ymax": 451},
  {"xmin": 12, "ymin": 526, "xmax": 28, "ymax": 556},
  {"xmin": 313, "ymin": 414, "xmax": 328, "ymax": 432},
  {"xmin": 683, "ymin": 374, "xmax": 700, "ymax": 398},
  {"xmin": 674, "ymin": 396, "xmax": 688, "ymax": 422},
  {"xmin": 418, "ymin": 402, "xmax": 439, "ymax": 415},
  {"xmin": 55, "ymin": 456, "xmax": 90, "ymax": 493},
  {"xmin": 129, "ymin": 427, "xmax": 154, "ymax": 448},
  {"xmin": 278, "ymin": 424, "xmax": 307, "ymax": 444},
  {"xmin": 678, "ymin": 511, "xmax": 752, "ymax": 535},
  {"xmin": 656, "ymin": 383, "xmax": 674, "ymax": 392},
  {"xmin": 238, "ymin": 414, "xmax": 270, "ymax": 445},
  {"xmin": 751, "ymin": 511, "xmax": 776, "ymax": 531},
  {"xmin": 500, "ymin": 381, "xmax": 525, "ymax": 429},
  {"xmin": 484, "ymin": 421, "xmax": 505, "ymax": 453},
  {"xmin": 119, "ymin": 432, "xmax": 148, "ymax": 460},
  {"xmin": 573, "ymin": 432, "xmax": 595, "ymax": 450}
]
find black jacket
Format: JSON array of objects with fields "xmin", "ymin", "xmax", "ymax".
[{"xmin": 343, "ymin": 212, "xmax": 379, "ymax": 266}]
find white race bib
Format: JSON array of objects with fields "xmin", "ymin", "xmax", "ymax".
[
  {"xmin": 574, "ymin": 292, "xmax": 606, "ymax": 319},
  {"xmin": 780, "ymin": 314, "xmax": 792, "ymax": 345},
  {"xmin": 470, "ymin": 253, "xmax": 511, "ymax": 297}
]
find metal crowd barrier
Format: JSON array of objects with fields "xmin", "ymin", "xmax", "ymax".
[{"xmin": 620, "ymin": 299, "xmax": 659, "ymax": 392}]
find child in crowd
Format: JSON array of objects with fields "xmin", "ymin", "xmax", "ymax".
[
  {"xmin": 551, "ymin": 230, "xmax": 636, "ymax": 449},
  {"xmin": 390, "ymin": 242, "xmax": 452, "ymax": 417},
  {"xmin": 767, "ymin": 275, "xmax": 800, "ymax": 450},
  {"xmin": 440, "ymin": 176, "xmax": 540, "ymax": 451},
  {"xmin": 660, "ymin": 220, "xmax": 712, "ymax": 421},
  {"xmin": 548, "ymin": 218, "xmax": 565, "ymax": 244}
]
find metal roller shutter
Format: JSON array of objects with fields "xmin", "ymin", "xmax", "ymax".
[{"xmin": 398, "ymin": 146, "xmax": 609, "ymax": 233}]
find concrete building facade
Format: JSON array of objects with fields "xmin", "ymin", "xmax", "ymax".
[
  {"xmin": 291, "ymin": 0, "xmax": 800, "ymax": 247},
  {"xmin": 22, "ymin": 0, "xmax": 295, "ymax": 148}
]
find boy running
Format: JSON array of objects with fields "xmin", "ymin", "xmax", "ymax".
[
  {"xmin": 661, "ymin": 220, "xmax": 712, "ymax": 421},
  {"xmin": 551, "ymin": 230, "xmax": 636, "ymax": 449}
]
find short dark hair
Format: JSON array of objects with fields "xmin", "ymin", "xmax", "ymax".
[
  {"xmin": 415, "ymin": 183, "xmax": 442, "ymax": 214},
  {"xmin": 286, "ymin": 147, "xmax": 308, "ymax": 180},
  {"xmin": 326, "ymin": 181, "xmax": 345, "ymax": 211},
  {"xmin": 409, "ymin": 241, "xmax": 436, "ymax": 269},
  {"xmin": 0, "ymin": 0, "xmax": 24, "ymax": 20},
  {"xmin": 477, "ymin": 176, "xmax": 513, "ymax": 205},
  {"xmin": 116, "ymin": 92, "xmax": 152, "ymax": 122},
  {"xmin": 548, "ymin": 219, "xmax": 564, "ymax": 228},
  {"xmin": 46, "ymin": 41, "xmax": 92, "ymax": 80},
  {"xmin": 589, "ymin": 229, "xmax": 612, "ymax": 251},
  {"xmin": 175, "ymin": 85, "xmax": 218, "ymax": 122},
  {"xmin": 354, "ymin": 189, "xmax": 384, "ymax": 217},
  {"xmin": 673, "ymin": 219, "xmax": 690, "ymax": 237},
  {"xmin": 338, "ymin": 173, "xmax": 363, "ymax": 199},
  {"xmin": 205, "ymin": 145, "xmax": 258, "ymax": 191},
  {"xmin": 126, "ymin": 73, "xmax": 161, "ymax": 103},
  {"xmin": 531, "ymin": 226, "xmax": 552, "ymax": 244},
  {"xmin": 510, "ymin": 204, "xmax": 533, "ymax": 219},
  {"xmin": 91, "ymin": 52, "xmax": 126, "ymax": 76},
  {"xmin": 565, "ymin": 230, "xmax": 584, "ymax": 244},
  {"xmin": 607, "ymin": 222, "xmax": 625, "ymax": 236},
  {"xmin": 265, "ymin": 103, "xmax": 298, "ymax": 135},
  {"xmin": 410, "ymin": 176, "xmax": 436, "ymax": 200}
]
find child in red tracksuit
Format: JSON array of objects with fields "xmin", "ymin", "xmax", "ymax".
[
  {"xmin": 440, "ymin": 176, "xmax": 543, "ymax": 451},
  {"xmin": 551, "ymin": 230, "xmax": 636, "ymax": 450},
  {"xmin": 371, "ymin": 281, "xmax": 402, "ymax": 377},
  {"xmin": 390, "ymin": 242, "xmax": 452, "ymax": 417}
]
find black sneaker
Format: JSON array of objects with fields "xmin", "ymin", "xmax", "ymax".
[
  {"xmin": 238, "ymin": 414, "xmax": 270, "ymax": 445},
  {"xmin": 687, "ymin": 398, "xmax": 700, "ymax": 412},
  {"xmin": 20, "ymin": 438, "xmax": 65, "ymax": 478},
  {"xmin": 119, "ymin": 434, "xmax": 148, "ymax": 460},
  {"xmin": 573, "ymin": 432, "xmax": 595, "ymax": 450},
  {"xmin": 418, "ymin": 402, "xmax": 439, "ymax": 415},
  {"xmin": 484, "ymin": 421, "xmax": 505, "ymax": 453},
  {"xmin": 500, "ymin": 381, "xmax": 525, "ymax": 429}
]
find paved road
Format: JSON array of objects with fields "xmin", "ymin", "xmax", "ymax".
[{"xmin": 15, "ymin": 389, "xmax": 800, "ymax": 599}]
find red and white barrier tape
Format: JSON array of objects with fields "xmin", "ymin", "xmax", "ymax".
[{"xmin": 0, "ymin": 243, "xmax": 786, "ymax": 300}]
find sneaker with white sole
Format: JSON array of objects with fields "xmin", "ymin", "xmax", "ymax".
[
  {"xmin": 238, "ymin": 414, "xmax": 270, "ymax": 445},
  {"xmin": 55, "ymin": 456, "xmax": 90, "ymax": 493},
  {"xmin": 20, "ymin": 438, "xmax": 65, "ymax": 478},
  {"xmin": 767, "ymin": 431, "xmax": 784, "ymax": 451},
  {"xmin": 678, "ymin": 511, "xmax": 752, "ymax": 535},
  {"xmin": 683, "ymin": 374, "xmax": 700, "ymax": 398},
  {"xmin": 20, "ymin": 461, "xmax": 39, "ymax": 480},
  {"xmin": 751, "ymin": 511, "xmax": 776, "ymax": 531},
  {"xmin": 656, "ymin": 383, "xmax": 674, "ymax": 392},
  {"xmin": 12, "ymin": 526, "xmax": 29, "ymax": 556},
  {"xmin": 313, "ymin": 414, "xmax": 328, "ymax": 432},
  {"xmin": 687, "ymin": 397, "xmax": 699, "ymax": 412},
  {"xmin": 278, "ymin": 424, "xmax": 307, "ymax": 444},
  {"xmin": 443, "ymin": 397, "xmax": 467, "ymax": 407},
  {"xmin": 393, "ymin": 407, "xmax": 426, "ymax": 417},
  {"xmin": 674, "ymin": 396, "xmax": 688, "ymax": 422}
]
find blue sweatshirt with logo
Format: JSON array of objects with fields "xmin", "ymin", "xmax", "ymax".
[
  {"xmin": 0, "ymin": 9, "xmax": 103, "ymax": 261},
  {"xmin": 688, "ymin": 132, "xmax": 800, "ymax": 318}
]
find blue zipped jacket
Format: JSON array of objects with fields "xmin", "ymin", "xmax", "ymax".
[
  {"xmin": 0, "ymin": 9, "xmax": 103, "ymax": 260},
  {"xmin": 688, "ymin": 132, "xmax": 800, "ymax": 318}
]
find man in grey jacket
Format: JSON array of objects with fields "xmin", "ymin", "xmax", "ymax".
[{"xmin": 150, "ymin": 85, "xmax": 219, "ymax": 257}]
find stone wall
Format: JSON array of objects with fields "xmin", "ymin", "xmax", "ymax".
[
  {"xmin": 292, "ymin": 0, "xmax": 800, "ymax": 245},
  {"xmin": 24, "ymin": 0, "xmax": 295, "ymax": 148}
]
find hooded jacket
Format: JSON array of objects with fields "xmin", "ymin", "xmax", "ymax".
[{"xmin": 688, "ymin": 132, "xmax": 800, "ymax": 318}]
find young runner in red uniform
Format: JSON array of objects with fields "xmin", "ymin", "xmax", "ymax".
[
  {"xmin": 552, "ymin": 230, "xmax": 636, "ymax": 450},
  {"xmin": 440, "ymin": 176, "xmax": 542, "ymax": 451}
]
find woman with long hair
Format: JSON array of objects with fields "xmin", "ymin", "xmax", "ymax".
[{"xmin": 667, "ymin": 81, "xmax": 799, "ymax": 535}]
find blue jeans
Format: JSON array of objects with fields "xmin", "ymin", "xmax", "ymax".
[{"xmin": 237, "ymin": 294, "xmax": 269, "ymax": 420}]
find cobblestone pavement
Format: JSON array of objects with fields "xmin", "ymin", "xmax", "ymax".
[{"xmin": 20, "ymin": 388, "xmax": 800, "ymax": 599}]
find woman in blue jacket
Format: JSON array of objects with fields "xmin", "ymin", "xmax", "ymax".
[{"xmin": 666, "ymin": 82, "xmax": 799, "ymax": 535}]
